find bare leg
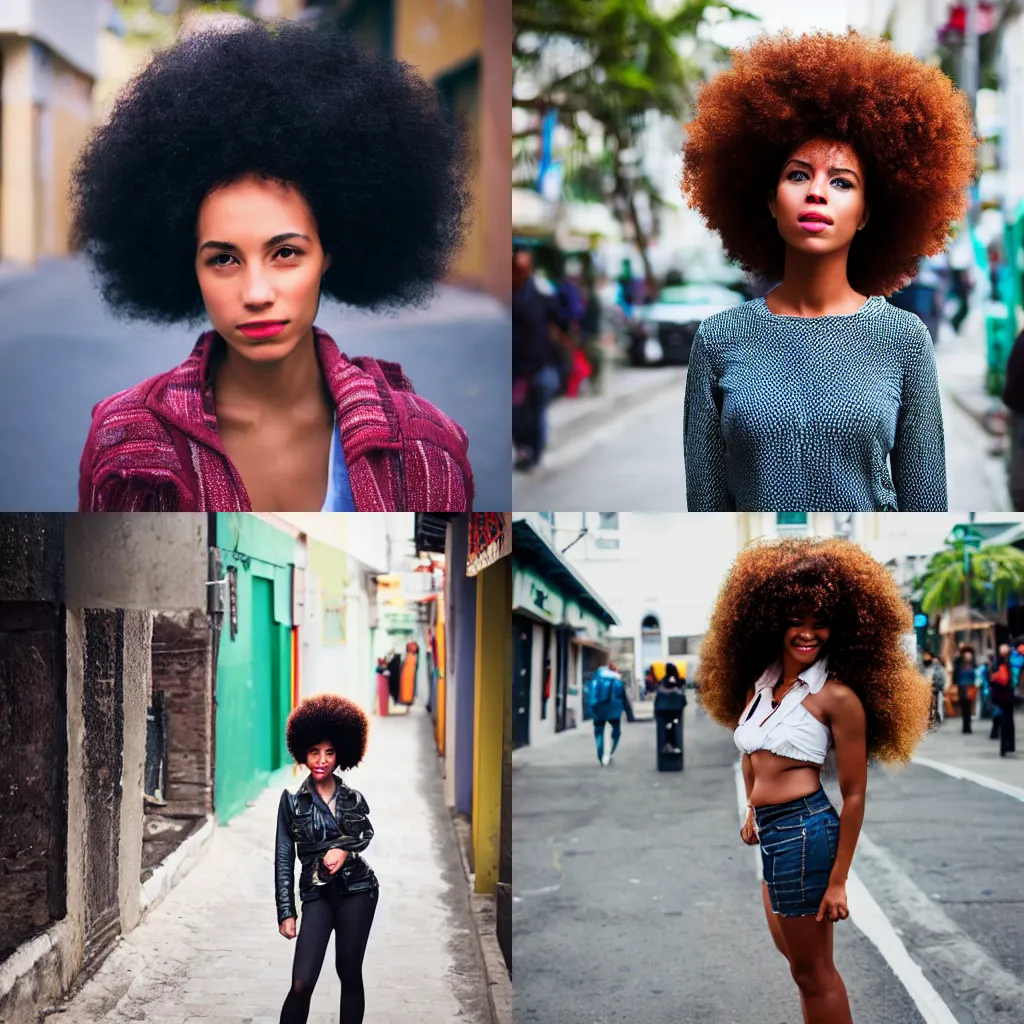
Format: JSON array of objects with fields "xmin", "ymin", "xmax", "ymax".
[
  {"xmin": 762, "ymin": 882, "xmax": 807, "ymax": 1021},
  {"xmin": 776, "ymin": 913, "xmax": 852, "ymax": 1024}
]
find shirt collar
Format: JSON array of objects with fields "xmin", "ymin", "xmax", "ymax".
[{"xmin": 754, "ymin": 656, "xmax": 829, "ymax": 695}]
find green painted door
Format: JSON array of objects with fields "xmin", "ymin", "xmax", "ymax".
[{"xmin": 252, "ymin": 577, "xmax": 275, "ymax": 775}]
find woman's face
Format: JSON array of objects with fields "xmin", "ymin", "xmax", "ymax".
[
  {"xmin": 768, "ymin": 137, "xmax": 869, "ymax": 259},
  {"xmin": 195, "ymin": 175, "xmax": 332, "ymax": 364},
  {"xmin": 305, "ymin": 741, "xmax": 337, "ymax": 780},
  {"xmin": 783, "ymin": 613, "xmax": 831, "ymax": 668}
]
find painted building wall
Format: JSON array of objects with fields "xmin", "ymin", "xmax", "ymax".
[{"xmin": 214, "ymin": 514, "xmax": 294, "ymax": 824}]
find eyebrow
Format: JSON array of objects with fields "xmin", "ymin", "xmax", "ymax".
[
  {"xmin": 786, "ymin": 159, "xmax": 861, "ymax": 182},
  {"xmin": 198, "ymin": 232, "xmax": 311, "ymax": 253}
]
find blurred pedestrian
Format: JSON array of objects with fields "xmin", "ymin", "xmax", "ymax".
[
  {"xmin": 953, "ymin": 646, "xmax": 977, "ymax": 734},
  {"xmin": 988, "ymin": 644, "xmax": 1010, "ymax": 744},
  {"xmin": 701, "ymin": 538, "xmax": 931, "ymax": 1024},
  {"xmin": 512, "ymin": 248, "xmax": 562, "ymax": 470},
  {"xmin": 73, "ymin": 20, "xmax": 472, "ymax": 513},
  {"xmin": 586, "ymin": 662, "xmax": 626, "ymax": 766},
  {"xmin": 277, "ymin": 694, "xmax": 378, "ymax": 1024},
  {"xmin": 580, "ymin": 281, "xmax": 605, "ymax": 395},
  {"xmin": 947, "ymin": 229, "xmax": 974, "ymax": 334},
  {"xmin": 921, "ymin": 650, "xmax": 947, "ymax": 727},
  {"xmin": 989, "ymin": 646, "xmax": 1016, "ymax": 756},
  {"xmin": 656, "ymin": 662, "xmax": 688, "ymax": 754},
  {"xmin": 1001, "ymin": 327, "xmax": 1024, "ymax": 511},
  {"xmin": 681, "ymin": 31, "xmax": 974, "ymax": 512}
]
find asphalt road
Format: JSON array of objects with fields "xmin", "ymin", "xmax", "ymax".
[
  {"xmin": 0, "ymin": 258, "xmax": 510, "ymax": 511},
  {"xmin": 513, "ymin": 364, "xmax": 1010, "ymax": 513},
  {"xmin": 513, "ymin": 703, "xmax": 1024, "ymax": 1024}
]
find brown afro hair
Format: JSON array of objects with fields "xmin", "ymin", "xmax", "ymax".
[
  {"xmin": 698, "ymin": 538, "xmax": 930, "ymax": 764},
  {"xmin": 681, "ymin": 30, "xmax": 977, "ymax": 297},
  {"xmin": 286, "ymin": 694, "xmax": 368, "ymax": 770}
]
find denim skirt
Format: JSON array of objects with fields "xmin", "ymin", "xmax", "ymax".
[{"xmin": 754, "ymin": 786, "xmax": 839, "ymax": 917}]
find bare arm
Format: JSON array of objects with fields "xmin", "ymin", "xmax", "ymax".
[{"xmin": 828, "ymin": 685, "xmax": 868, "ymax": 885}]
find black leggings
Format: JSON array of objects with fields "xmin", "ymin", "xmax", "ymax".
[{"xmin": 280, "ymin": 887, "xmax": 378, "ymax": 1024}]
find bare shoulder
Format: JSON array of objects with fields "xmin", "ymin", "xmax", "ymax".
[{"xmin": 821, "ymin": 679, "xmax": 866, "ymax": 719}]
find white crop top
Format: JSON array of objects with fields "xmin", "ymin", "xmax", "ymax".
[{"xmin": 733, "ymin": 657, "xmax": 831, "ymax": 765}]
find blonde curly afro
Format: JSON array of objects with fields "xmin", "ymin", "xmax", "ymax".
[
  {"xmin": 286, "ymin": 693, "xmax": 368, "ymax": 770},
  {"xmin": 699, "ymin": 538, "xmax": 930, "ymax": 764},
  {"xmin": 682, "ymin": 30, "xmax": 977, "ymax": 296}
]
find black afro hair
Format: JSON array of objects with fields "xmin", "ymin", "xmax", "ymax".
[
  {"xmin": 286, "ymin": 693, "xmax": 369, "ymax": 770},
  {"xmin": 69, "ymin": 19, "xmax": 470, "ymax": 324}
]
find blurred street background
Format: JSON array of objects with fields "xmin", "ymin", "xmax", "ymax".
[
  {"xmin": 0, "ymin": 0, "xmax": 511, "ymax": 511},
  {"xmin": 512, "ymin": 0, "xmax": 1024, "ymax": 511},
  {"xmin": 0, "ymin": 512, "xmax": 512, "ymax": 1024},
  {"xmin": 512, "ymin": 512, "xmax": 1024, "ymax": 1023}
]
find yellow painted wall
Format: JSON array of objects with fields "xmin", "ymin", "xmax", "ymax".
[
  {"xmin": 1, "ymin": 40, "xmax": 37, "ymax": 264},
  {"xmin": 0, "ymin": 38, "xmax": 95, "ymax": 263},
  {"xmin": 394, "ymin": 0, "xmax": 483, "ymax": 81},
  {"xmin": 471, "ymin": 555, "xmax": 511, "ymax": 894},
  {"xmin": 393, "ymin": 0, "xmax": 486, "ymax": 289}
]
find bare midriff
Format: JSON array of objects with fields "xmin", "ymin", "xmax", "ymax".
[{"xmin": 748, "ymin": 751, "xmax": 823, "ymax": 807}]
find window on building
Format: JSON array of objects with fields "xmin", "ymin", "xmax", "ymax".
[
  {"xmin": 598, "ymin": 512, "xmax": 619, "ymax": 530},
  {"xmin": 776, "ymin": 512, "xmax": 808, "ymax": 535},
  {"xmin": 595, "ymin": 537, "xmax": 620, "ymax": 550},
  {"xmin": 668, "ymin": 636, "xmax": 687, "ymax": 656}
]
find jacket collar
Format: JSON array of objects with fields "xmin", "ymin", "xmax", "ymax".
[
  {"xmin": 754, "ymin": 656, "xmax": 830, "ymax": 696},
  {"xmin": 144, "ymin": 325, "xmax": 405, "ymax": 465}
]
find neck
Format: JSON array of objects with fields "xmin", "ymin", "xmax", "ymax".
[
  {"xmin": 772, "ymin": 246, "xmax": 863, "ymax": 316},
  {"xmin": 213, "ymin": 327, "xmax": 328, "ymax": 411},
  {"xmin": 779, "ymin": 652, "xmax": 809, "ymax": 687}
]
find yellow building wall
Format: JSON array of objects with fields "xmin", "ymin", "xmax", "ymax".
[
  {"xmin": 394, "ymin": 0, "xmax": 482, "ymax": 80},
  {"xmin": 1, "ymin": 38, "xmax": 95, "ymax": 264},
  {"xmin": 471, "ymin": 555, "xmax": 511, "ymax": 894},
  {"xmin": 393, "ymin": 0, "xmax": 486, "ymax": 289},
  {"xmin": 1, "ymin": 40, "xmax": 37, "ymax": 264}
]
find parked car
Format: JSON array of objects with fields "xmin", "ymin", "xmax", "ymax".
[{"xmin": 627, "ymin": 282, "xmax": 745, "ymax": 366}]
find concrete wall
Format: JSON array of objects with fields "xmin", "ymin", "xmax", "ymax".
[
  {"xmin": 65, "ymin": 514, "xmax": 208, "ymax": 611},
  {"xmin": 152, "ymin": 609, "xmax": 213, "ymax": 818},
  {"xmin": 118, "ymin": 608, "xmax": 152, "ymax": 936}
]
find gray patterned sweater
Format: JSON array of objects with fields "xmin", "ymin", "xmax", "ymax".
[{"xmin": 683, "ymin": 295, "xmax": 946, "ymax": 511}]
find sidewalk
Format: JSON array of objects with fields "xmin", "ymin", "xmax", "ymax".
[
  {"xmin": 935, "ymin": 305, "xmax": 1008, "ymax": 439},
  {"xmin": 544, "ymin": 359, "xmax": 686, "ymax": 454},
  {"xmin": 45, "ymin": 705, "xmax": 492, "ymax": 1024},
  {"xmin": 913, "ymin": 712, "xmax": 1023, "ymax": 792}
]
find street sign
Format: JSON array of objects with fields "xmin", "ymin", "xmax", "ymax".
[{"xmin": 950, "ymin": 525, "xmax": 984, "ymax": 548}]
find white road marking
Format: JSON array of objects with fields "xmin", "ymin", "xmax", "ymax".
[
  {"xmin": 732, "ymin": 762, "xmax": 960, "ymax": 1024},
  {"xmin": 912, "ymin": 755, "xmax": 1024, "ymax": 803}
]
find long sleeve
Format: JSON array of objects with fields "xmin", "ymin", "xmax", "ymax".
[
  {"xmin": 684, "ymin": 329, "xmax": 733, "ymax": 510},
  {"xmin": 891, "ymin": 321, "xmax": 947, "ymax": 511},
  {"xmin": 275, "ymin": 791, "xmax": 297, "ymax": 924}
]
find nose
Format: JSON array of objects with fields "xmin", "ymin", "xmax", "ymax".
[
  {"xmin": 241, "ymin": 267, "xmax": 275, "ymax": 306},
  {"xmin": 806, "ymin": 192, "xmax": 826, "ymax": 205}
]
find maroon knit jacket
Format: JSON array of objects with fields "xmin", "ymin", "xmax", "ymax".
[{"xmin": 78, "ymin": 327, "xmax": 473, "ymax": 511}]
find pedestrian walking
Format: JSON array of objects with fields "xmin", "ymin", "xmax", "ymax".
[
  {"xmin": 587, "ymin": 662, "xmax": 626, "ymax": 766},
  {"xmin": 989, "ymin": 645, "xmax": 1010, "ymax": 741},
  {"xmin": 656, "ymin": 663, "xmax": 688, "ymax": 755},
  {"xmin": 276, "ymin": 694, "xmax": 378, "ymax": 1024},
  {"xmin": 989, "ymin": 646, "xmax": 1017, "ymax": 757},
  {"xmin": 73, "ymin": 20, "xmax": 472, "ymax": 513},
  {"xmin": 947, "ymin": 229, "xmax": 974, "ymax": 334},
  {"xmin": 921, "ymin": 650, "xmax": 947, "ymax": 727},
  {"xmin": 513, "ymin": 248, "xmax": 563, "ymax": 470},
  {"xmin": 1001, "ymin": 329, "xmax": 1024, "ymax": 511},
  {"xmin": 953, "ymin": 646, "xmax": 978, "ymax": 734},
  {"xmin": 700, "ymin": 538, "xmax": 931, "ymax": 1024},
  {"xmin": 681, "ymin": 31, "xmax": 975, "ymax": 511}
]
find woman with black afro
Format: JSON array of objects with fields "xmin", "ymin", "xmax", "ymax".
[
  {"xmin": 681, "ymin": 30, "xmax": 977, "ymax": 512},
  {"xmin": 276, "ymin": 693, "xmax": 376, "ymax": 1023},
  {"xmin": 700, "ymin": 538, "xmax": 931, "ymax": 1023},
  {"xmin": 73, "ymin": 18, "xmax": 473, "ymax": 512}
]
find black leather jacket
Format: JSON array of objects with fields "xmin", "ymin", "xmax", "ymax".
[{"xmin": 275, "ymin": 773, "xmax": 378, "ymax": 924}]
